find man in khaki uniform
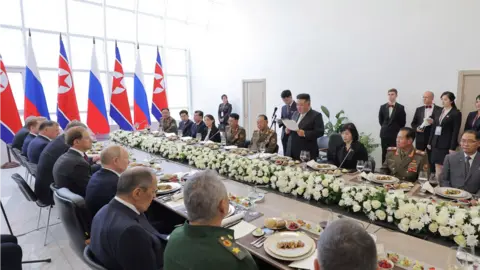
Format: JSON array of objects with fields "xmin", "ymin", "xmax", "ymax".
[
  {"xmin": 164, "ymin": 170, "xmax": 258, "ymax": 270},
  {"xmin": 381, "ymin": 127, "xmax": 429, "ymax": 182},
  {"xmin": 249, "ymin": 115, "xmax": 278, "ymax": 153},
  {"xmin": 160, "ymin": 108, "xmax": 178, "ymax": 133},
  {"xmin": 225, "ymin": 113, "xmax": 246, "ymax": 147}
]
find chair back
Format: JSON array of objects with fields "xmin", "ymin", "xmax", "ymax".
[
  {"xmin": 54, "ymin": 188, "xmax": 92, "ymax": 259},
  {"xmin": 317, "ymin": 136, "xmax": 329, "ymax": 149},
  {"xmin": 83, "ymin": 246, "xmax": 107, "ymax": 270},
  {"xmin": 8, "ymin": 145, "xmax": 23, "ymax": 165},
  {"xmin": 326, "ymin": 133, "xmax": 343, "ymax": 161},
  {"xmin": 369, "ymin": 156, "xmax": 376, "ymax": 173},
  {"xmin": 11, "ymin": 173, "xmax": 37, "ymax": 202}
]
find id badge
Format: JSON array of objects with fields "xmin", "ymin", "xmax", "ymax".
[{"xmin": 435, "ymin": 126, "xmax": 442, "ymax": 136}]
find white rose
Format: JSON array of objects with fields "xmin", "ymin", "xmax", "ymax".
[
  {"xmin": 353, "ymin": 205, "xmax": 361, "ymax": 212},
  {"xmin": 375, "ymin": 210, "xmax": 386, "ymax": 221},
  {"xmin": 401, "ymin": 218, "xmax": 410, "ymax": 226},
  {"xmin": 387, "ymin": 216, "xmax": 393, "ymax": 223},
  {"xmin": 332, "ymin": 184, "xmax": 340, "ymax": 192},
  {"xmin": 363, "ymin": 201, "xmax": 372, "ymax": 212},
  {"xmin": 321, "ymin": 179, "xmax": 329, "ymax": 187},
  {"xmin": 385, "ymin": 197, "xmax": 394, "ymax": 205},
  {"xmin": 454, "ymin": 235, "xmax": 466, "ymax": 247},
  {"xmin": 429, "ymin": 222, "xmax": 438, "ymax": 233},
  {"xmin": 322, "ymin": 189, "xmax": 329, "ymax": 198},
  {"xmin": 394, "ymin": 210, "xmax": 405, "ymax": 219},
  {"xmin": 452, "ymin": 228, "xmax": 462, "ymax": 236},
  {"xmin": 467, "ymin": 235, "xmax": 479, "ymax": 247},
  {"xmin": 472, "ymin": 217, "xmax": 480, "ymax": 225},
  {"xmin": 439, "ymin": 226, "xmax": 452, "ymax": 237},
  {"xmin": 398, "ymin": 223, "xmax": 409, "ymax": 232},
  {"xmin": 339, "ymin": 200, "xmax": 345, "ymax": 207},
  {"xmin": 436, "ymin": 214, "xmax": 449, "ymax": 226},
  {"xmin": 371, "ymin": 200, "xmax": 381, "ymax": 210}
]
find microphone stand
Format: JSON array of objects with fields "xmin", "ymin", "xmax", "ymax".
[{"xmin": 270, "ymin": 114, "xmax": 277, "ymax": 133}]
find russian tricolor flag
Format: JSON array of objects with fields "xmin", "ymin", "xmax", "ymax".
[
  {"xmin": 24, "ymin": 32, "xmax": 50, "ymax": 120},
  {"xmin": 87, "ymin": 38, "xmax": 109, "ymax": 135},
  {"xmin": 133, "ymin": 45, "xmax": 151, "ymax": 130},
  {"xmin": 57, "ymin": 34, "xmax": 80, "ymax": 129},
  {"xmin": 151, "ymin": 47, "xmax": 168, "ymax": 121},
  {"xmin": 0, "ymin": 55, "xmax": 23, "ymax": 144},
  {"xmin": 109, "ymin": 41, "xmax": 133, "ymax": 131}
]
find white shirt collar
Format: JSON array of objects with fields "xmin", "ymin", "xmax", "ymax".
[
  {"xmin": 39, "ymin": 134, "xmax": 52, "ymax": 141},
  {"xmin": 29, "ymin": 132, "xmax": 37, "ymax": 137},
  {"xmin": 103, "ymin": 167, "xmax": 121, "ymax": 177},
  {"xmin": 70, "ymin": 147, "xmax": 85, "ymax": 157},
  {"xmin": 466, "ymin": 152, "xmax": 477, "ymax": 161},
  {"xmin": 288, "ymin": 100, "xmax": 294, "ymax": 107},
  {"xmin": 114, "ymin": 196, "xmax": 140, "ymax": 215}
]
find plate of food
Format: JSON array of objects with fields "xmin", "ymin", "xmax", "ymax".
[
  {"xmin": 264, "ymin": 231, "xmax": 315, "ymax": 259},
  {"xmin": 156, "ymin": 182, "xmax": 181, "ymax": 195},
  {"xmin": 377, "ymin": 258, "xmax": 394, "ymax": 270},
  {"xmin": 264, "ymin": 217, "xmax": 286, "ymax": 230},
  {"xmin": 384, "ymin": 182, "xmax": 414, "ymax": 191},
  {"xmin": 434, "ymin": 187, "xmax": 471, "ymax": 200},
  {"xmin": 369, "ymin": 174, "xmax": 399, "ymax": 184},
  {"xmin": 158, "ymin": 173, "xmax": 178, "ymax": 182},
  {"xmin": 285, "ymin": 220, "xmax": 300, "ymax": 231},
  {"xmin": 228, "ymin": 148, "xmax": 250, "ymax": 156},
  {"xmin": 296, "ymin": 219, "xmax": 323, "ymax": 235},
  {"xmin": 307, "ymin": 161, "xmax": 337, "ymax": 171}
]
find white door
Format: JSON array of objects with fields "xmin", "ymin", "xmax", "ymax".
[
  {"xmin": 457, "ymin": 70, "xmax": 480, "ymax": 132},
  {"xmin": 243, "ymin": 79, "xmax": 266, "ymax": 138}
]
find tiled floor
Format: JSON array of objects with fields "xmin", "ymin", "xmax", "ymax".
[{"xmin": 1, "ymin": 166, "xmax": 89, "ymax": 269}]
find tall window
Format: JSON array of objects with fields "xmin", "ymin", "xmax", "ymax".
[{"xmin": 0, "ymin": 0, "xmax": 221, "ymax": 124}]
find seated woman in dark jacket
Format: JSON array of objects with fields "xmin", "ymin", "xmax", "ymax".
[
  {"xmin": 328, "ymin": 123, "xmax": 368, "ymax": 170},
  {"xmin": 201, "ymin": 114, "xmax": 221, "ymax": 143}
]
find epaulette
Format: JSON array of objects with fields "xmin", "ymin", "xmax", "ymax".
[
  {"xmin": 415, "ymin": 150, "xmax": 426, "ymax": 156},
  {"xmin": 387, "ymin": 147, "xmax": 397, "ymax": 151},
  {"xmin": 218, "ymin": 235, "xmax": 247, "ymax": 260}
]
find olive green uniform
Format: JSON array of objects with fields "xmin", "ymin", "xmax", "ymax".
[
  {"xmin": 161, "ymin": 117, "xmax": 178, "ymax": 133},
  {"xmin": 249, "ymin": 129, "xmax": 278, "ymax": 153},
  {"xmin": 380, "ymin": 147, "xmax": 429, "ymax": 182},
  {"xmin": 226, "ymin": 125, "xmax": 246, "ymax": 147},
  {"xmin": 164, "ymin": 223, "xmax": 258, "ymax": 270}
]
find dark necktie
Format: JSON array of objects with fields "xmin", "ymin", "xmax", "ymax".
[
  {"xmin": 287, "ymin": 105, "xmax": 291, "ymax": 117},
  {"xmin": 466, "ymin": 156, "xmax": 472, "ymax": 176},
  {"xmin": 83, "ymin": 153, "xmax": 89, "ymax": 162}
]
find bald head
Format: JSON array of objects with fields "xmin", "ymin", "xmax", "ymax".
[
  {"xmin": 423, "ymin": 91, "xmax": 434, "ymax": 105},
  {"xmin": 100, "ymin": 145, "xmax": 129, "ymax": 174}
]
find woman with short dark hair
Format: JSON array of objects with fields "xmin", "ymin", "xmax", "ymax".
[
  {"xmin": 202, "ymin": 114, "xmax": 221, "ymax": 142},
  {"xmin": 218, "ymin": 94, "xmax": 232, "ymax": 131},
  {"xmin": 464, "ymin": 94, "xmax": 480, "ymax": 132},
  {"xmin": 328, "ymin": 123, "xmax": 368, "ymax": 170}
]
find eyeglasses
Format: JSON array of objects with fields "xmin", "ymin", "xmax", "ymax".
[{"xmin": 461, "ymin": 139, "xmax": 478, "ymax": 145}]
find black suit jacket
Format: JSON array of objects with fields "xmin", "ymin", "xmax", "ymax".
[
  {"xmin": 179, "ymin": 120, "xmax": 194, "ymax": 137},
  {"xmin": 85, "ymin": 169, "xmax": 119, "ymax": 218},
  {"xmin": 34, "ymin": 134, "xmax": 70, "ymax": 205},
  {"xmin": 280, "ymin": 101, "xmax": 297, "ymax": 139},
  {"xmin": 191, "ymin": 121, "xmax": 206, "ymax": 139},
  {"xmin": 21, "ymin": 133, "xmax": 36, "ymax": 157},
  {"xmin": 465, "ymin": 111, "xmax": 480, "ymax": 132},
  {"xmin": 53, "ymin": 149, "xmax": 91, "ymax": 197},
  {"xmin": 201, "ymin": 126, "xmax": 221, "ymax": 143},
  {"xmin": 429, "ymin": 108, "xmax": 462, "ymax": 150},
  {"xmin": 379, "ymin": 103, "xmax": 406, "ymax": 138},
  {"xmin": 411, "ymin": 105, "xmax": 442, "ymax": 150},
  {"xmin": 27, "ymin": 135, "xmax": 50, "ymax": 164},
  {"xmin": 11, "ymin": 127, "xmax": 29, "ymax": 150},
  {"xmin": 287, "ymin": 109, "xmax": 325, "ymax": 160},
  {"xmin": 90, "ymin": 199, "xmax": 165, "ymax": 270},
  {"xmin": 328, "ymin": 141, "xmax": 369, "ymax": 170}
]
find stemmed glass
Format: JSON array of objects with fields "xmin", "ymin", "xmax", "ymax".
[
  {"xmin": 418, "ymin": 171, "xmax": 429, "ymax": 195},
  {"xmin": 447, "ymin": 246, "xmax": 478, "ymax": 269},
  {"xmin": 356, "ymin": 160, "xmax": 365, "ymax": 173},
  {"xmin": 300, "ymin": 151, "xmax": 310, "ymax": 170},
  {"xmin": 363, "ymin": 160, "xmax": 372, "ymax": 174},
  {"xmin": 429, "ymin": 174, "xmax": 439, "ymax": 188},
  {"xmin": 220, "ymin": 132, "xmax": 227, "ymax": 146},
  {"xmin": 259, "ymin": 143, "xmax": 266, "ymax": 158}
]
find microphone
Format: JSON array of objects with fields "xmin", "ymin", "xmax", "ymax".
[
  {"xmin": 208, "ymin": 128, "xmax": 221, "ymax": 141},
  {"xmin": 271, "ymin": 107, "xmax": 278, "ymax": 119},
  {"xmin": 338, "ymin": 148, "xmax": 353, "ymax": 169}
]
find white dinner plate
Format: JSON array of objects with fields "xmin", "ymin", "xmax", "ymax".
[
  {"xmin": 264, "ymin": 232, "xmax": 315, "ymax": 258},
  {"xmin": 306, "ymin": 161, "xmax": 337, "ymax": 171},
  {"xmin": 226, "ymin": 204, "xmax": 235, "ymax": 218},
  {"xmin": 434, "ymin": 187, "xmax": 472, "ymax": 200},
  {"xmin": 369, "ymin": 174, "xmax": 399, "ymax": 184},
  {"xmin": 156, "ymin": 182, "xmax": 181, "ymax": 195}
]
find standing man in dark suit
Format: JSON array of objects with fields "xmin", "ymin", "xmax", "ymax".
[
  {"xmin": 440, "ymin": 130, "xmax": 480, "ymax": 194},
  {"xmin": 86, "ymin": 145, "xmax": 130, "ymax": 218},
  {"xmin": 53, "ymin": 126, "xmax": 94, "ymax": 197},
  {"xmin": 90, "ymin": 167, "xmax": 166, "ymax": 270},
  {"xmin": 278, "ymin": 90, "xmax": 297, "ymax": 154},
  {"xmin": 178, "ymin": 110, "xmax": 194, "ymax": 137},
  {"xmin": 27, "ymin": 120, "xmax": 60, "ymax": 164},
  {"xmin": 286, "ymin": 93, "xmax": 325, "ymax": 161},
  {"xmin": 464, "ymin": 94, "xmax": 480, "ymax": 132},
  {"xmin": 379, "ymin": 88, "xmax": 406, "ymax": 163},
  {"xmin": 11, "ymin": 116, "xmax": 36, "ymax": 150},
  {"xmin": 34, "ymin": 121, "xmax": 89, "ymax": 205},
  {"xmin": 21, "ymin": 117, "xmax": 46, "ymax": 157}
]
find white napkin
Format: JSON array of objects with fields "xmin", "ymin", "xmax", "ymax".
[
  {"xmin": 360, "ymin": 172, "xmax": 373, "ymax": 180},
  {"xmin": 164, "ymin": 133, "xmax": 176, "ymax": 138},
  {"xmin": 180, "ymin": 136, "xmax": 193, "ymax": 141},
  {"xmin": 306, "ymin": 160, "xmax": 318, "ymax": 168},
  {"xmin": 228, "ymin": 221, "xmax": 256, "ymax": 239},
  {"xmin": 422, "ymin": 182, "xmax": 435, "ymax": 194},
  {"xmin": 224, "ymin": 145, "xmax": 238, "ymax": 150},
  {"xmin": 288, "ymin": 250, "xmax": 316, "ymax": 270},
  {"xmin": 204, "ymin": 140, "xmax": 215, "ymax": 145},
  {"xmin": 221, "ymin": 212, "xmax": 245, "ymax": 227}
]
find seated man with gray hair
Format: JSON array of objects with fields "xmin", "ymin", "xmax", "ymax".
[
  {"xmin": 164, "ymin": 169, "xmax": 258, "ymax": 270},
  {"xmin": 90, "ymin": 167, "xmax": 166, "ymax": 270},
  {"xmin": 314, "ymin": 219, "xmax": 377, "ymax": 270}
]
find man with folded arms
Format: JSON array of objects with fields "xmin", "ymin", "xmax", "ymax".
[
  {"xmin": 27, "ymin": 120, "xmax": 60, "ymax": 164},
  {"xmin": 440, "ymin": 130, "xmax": 480, "ymax": 194},
  {"xmin": 21, "ymin": 116, "xmax": 46, "ymax": 157},
  {"xmin": 164, "ymin": 170, "xmax": 258, "ymax": 270},
  {"xmin": 86, "ymin": 145, "xmax": 130, "ymax": 217},
  {"xmin": 314, "ymin": 219, "xmax": 377, "ymax": 270},
  {"xmin": 11, "ymin": 116, "xmax": 36, "ymax": 150},
  {"xmin": 225, "ymin": 113, "xmax": 246, "ymax": 147},
  {"xmin": 90, "ymin": 167, "xmax": 166, "ymax": 270}
]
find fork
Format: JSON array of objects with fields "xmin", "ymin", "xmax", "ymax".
[{"xmin": 250, "ymin": 236, "xmax": 267, "ymax": 248}]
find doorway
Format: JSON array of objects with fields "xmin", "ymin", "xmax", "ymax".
[
  {"xmin": 242, "ymin": 79, "xmax": 266, "ymax": 138},
  {"xmin": 457, "ymin": 70, "xmax": 480, "ymax": 132}
]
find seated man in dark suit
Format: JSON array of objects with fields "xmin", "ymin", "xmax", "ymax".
[
  {"xmin": 11, "ymin": 116, "xmax": 36, "ymax": 150},
  {"xmin": 90, "ymin": 167, "xmax": 165, "ymax": 270},
  {"xmin": 191, "ymin": 110, "xmax": 207, "ymax": 139},
  {"xmin": 21, "ymin": 116, "xmax": 46, "ymax": 157},
  {"xmin": 53, "ymin": 126, "xmax": 95, "ymax": 197},
  {"xmin": 178, "ymin": 110, "xmax": 194, "ymax": 137},
  {"xmin": 86, "ymin": 145, "xmax": 130, "ymax": 217},
  {"xmin": 27, "ymin": 120, "xmax": 60, "ymax": 164},
  {"xmin": 34, "ymin": 121, "xmax": 89, "ymax": 205},
  {"xmin": 440, "ymin": 130, "xmax": 480, "ymax": 194}
]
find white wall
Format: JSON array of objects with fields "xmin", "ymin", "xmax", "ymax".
[{"xmin": 190, "ymin": 0, "xmax": 480, "ymax": 162}]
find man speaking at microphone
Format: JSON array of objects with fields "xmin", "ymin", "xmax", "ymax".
[{"xmin": 285, "ymin": 93, "xmax": 324, "ymax": 160}]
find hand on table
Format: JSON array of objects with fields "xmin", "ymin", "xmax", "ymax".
[{"xmin": 297, "ymin": 129, "xmax": 305, "ymax": 137}]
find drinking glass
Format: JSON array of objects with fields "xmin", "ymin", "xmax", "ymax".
[
  {"xmin": 447, "ymin": 246, "xmax": 478, "ymax": 270},
  {"xmin": 429, "ymin": 174, "xmax": 439, "ymax": 187},
  {"xmin": 259, "ymin": 143, "xmax": 266, "ymax": 156},
  {"xmin": 196, "ymin": 133, "xmax": 202, "ymax": 141},
  {"xmin": 363, "ymin": 160, "xmax": 372, "ymax": 174},
  {"xmin": 220, "ymin": 132, "xmax": 227, "ymax": 146},
  {"xmin": 300, "ymin": 151, "xmax": 310, "ymax": 170},
  {"xmin": 418, "ymin": 171, "xmax": 429, "ymax": 195},
  {"xmin": 177, "ymin": 129, "xmax": 183, "ymax": 138},
  {"xmin": 158, "ymin": 126, "xmax": 164, "ymax": 136},
  {"xmin": 356, "ymin": 160, "xmax": 365, "ymax": 173}
]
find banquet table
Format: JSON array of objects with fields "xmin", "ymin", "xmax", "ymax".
[{"xmin": 125, "ymin": 146, "xmax": 450, "ymax": 270}]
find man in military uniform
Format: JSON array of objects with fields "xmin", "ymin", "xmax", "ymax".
[
  {"xmin": 381, "ymin": 127, "xmax": 429, "ymax": 182},
  {"xmin": 160, "ymin": 108, "xmax": 178, "ymax": 134},
  {"xmin": 164, "ymin": 170, "xmax": 258, "ymax": 270},
  {"xmin": 249, "ymin": 115, "xmax": 278, "ymax": 153},
  {"xmin": 225, "ymin": 113, "xmax": 246, "ymax": 147}
]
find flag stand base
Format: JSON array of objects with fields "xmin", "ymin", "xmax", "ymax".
[{"xmin": 1, "ymin": 162, "xmax": 20, "ymax": 169}]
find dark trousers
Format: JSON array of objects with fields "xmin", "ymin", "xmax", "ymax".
[
  {"xmin": 1, "ymin": 235, "xmax": 22, "ymax": 270},
  {"xmin": 281, "ymin": 134, "xmax": 289, "ymax": 155},
  {"xmin": 381, "ymin": 137, "xmax": 396, "ymax": 163}
]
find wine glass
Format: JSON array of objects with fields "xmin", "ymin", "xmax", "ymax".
[
  {"xmin": 300, "ymin": 150, "xmax": 310, "ymax": 170},
  {"xmin": 429, "ymin": 174, "xmax": 439, "ymax": 187},
  {"xmin": 259, "ymin": 143, "xmax": 266, "ymax": 157},
  {"xmin": 177, "ymin": 129, "xmax": 183, "ymax": 138},
  {"xmin": 220, "ymin": 132, "xmax": 227, "ymax": 146},
  {"xmin": 195, "ymin": 133, "xmax": 202, "ymax": 141},
  {"xmin": 418, "ymin": 171, "xmax": 429, "ymax": 195},
  {"xmin": 356, "ymin": 160, "xmax": 365, "ymax": 173},
  {"xmin": 363, "ymin": 160, "xmax": 372, "ymax": 174},
  {"xmin": 448, "ymin": 246, "xmax": 478, "ymax": 270}
]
